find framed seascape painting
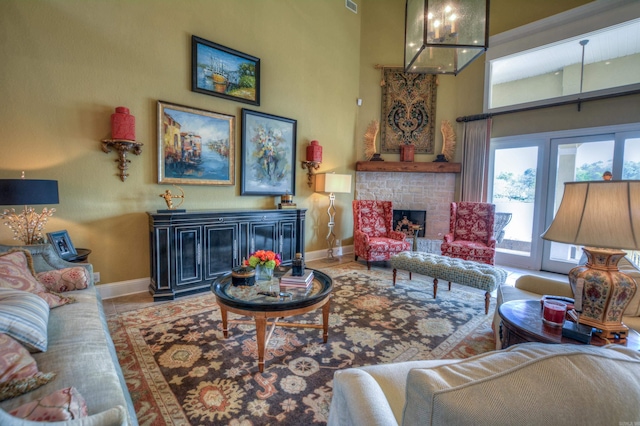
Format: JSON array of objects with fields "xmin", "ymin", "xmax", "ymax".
[
  {"xmin": 241, "ymin": 109, "xmax": 296, "ymax": 196},
  {"xmin": 157, "ymin": 101, "xmax": 235, "ymax": 185},
  {"xmin": 192, "ymin": 35, "xmax": 260, "ymax": 106}
]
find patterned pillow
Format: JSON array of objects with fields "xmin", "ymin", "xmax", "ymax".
[
  {"xmin": 0, "ymin": 333, "xmax": 56, "ymax": 402},
  {"xmin": 0, "ymin": 250, "xmax": 74, "ymax": 308},
  {"xmin": 9, "ymin": 387, "xmax": 87, "ymax": 421},
  {"xmin": 0, "ymin": 288, "xmax": 49, "ymax": 353},
  {"xmin": 36, "ymin": 267, "xmax": 89, "ymax": 293}
]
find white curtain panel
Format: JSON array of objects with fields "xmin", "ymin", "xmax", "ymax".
[{"xmin": 461, "ymin": 118, "xmax": 492, "ymax": 202}]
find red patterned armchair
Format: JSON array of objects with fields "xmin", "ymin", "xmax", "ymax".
[
  {"xmin": 441, "ymin": 202, "xmax": 496, "ymax": 265},
  {"xmin": 353, "ymin": 200, "xmax": 411, "ymax": 269}
]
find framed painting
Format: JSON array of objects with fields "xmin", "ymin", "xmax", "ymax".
[
  {"xmin": 192, "ymin": 35, "xmax": 260, "ymax": 106},
  {"xmin": 241, "ymin": 109, "xmax": 297, "ymax": 196},
  {"xmin": 47, "ymin": 230, "xmax": 77, "ymax": 260},
  {"xmin": 157, "ymin": 101, "xmax": 235, "ymax": 185},
  {"xmin": 380, "ymin": 67, "xmax": 437, "ymax": 153}
]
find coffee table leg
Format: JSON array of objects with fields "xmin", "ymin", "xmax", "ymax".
[
  {"xmin": 433, "ymin": 278, "xmax": 438, "ymax": 299},
  {"xmin": 255, "ymin": 316, "xmax": 267, "ymax": 373},
  {"xmin": 322, "ymin": 299, "xmax": 331, "ymax": 343},
  {"xmin": 220, "ymin": 306, "xmax": 229, "ymax": 338}
]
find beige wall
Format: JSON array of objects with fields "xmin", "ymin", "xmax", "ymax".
[
  {"xmin": 3, "ymin": 0, "xmax": 637, "ymax": 285},
  {"xmin": 0, "ymin": 0, "xmax": 360, "ymax": 283}
]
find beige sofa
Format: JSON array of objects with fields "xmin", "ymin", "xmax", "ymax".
[
  {"xmin": 328, "ymin": 342, "xmax": 640, "ymax": 426},
  {"xmin": 493, "ymin": 256, "xmax": 640, "ymax": 349}
]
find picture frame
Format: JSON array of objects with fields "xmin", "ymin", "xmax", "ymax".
[
  {"xmin": 47, "ymin": 230, "xmax": 77, "ymax": 260},
  {"xmin": 192, "ymin": 35, "xmax": 260, "ymax": 106},
  {"xmin": 157, "ymin": 101, "xmax": 235, "ymax": 186},
  {"xmin": 241, "ymin": 109, "xmax": 297, "ymax": 196}
]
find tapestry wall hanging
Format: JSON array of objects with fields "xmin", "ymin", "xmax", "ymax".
[{"xmin": 380, "ymin": 68, "xmax": 437, "ymax": 154}]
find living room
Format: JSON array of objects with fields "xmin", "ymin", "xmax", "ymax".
[{"xmin": 1, "ymin": 0, "xmax": 640, "ymax": 425}]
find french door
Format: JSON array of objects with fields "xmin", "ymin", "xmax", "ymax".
[{"xmin": 488, "ymin": 138, "xmax": 548, "ymax": 270}]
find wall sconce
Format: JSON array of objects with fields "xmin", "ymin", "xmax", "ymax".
[
  {"xmin": 101, "ymin": 107, "xmax": 143, "ymax": 182},
  {"xmin": 301, "ymin": 140, "xmax": 322, "ymax": 188}
]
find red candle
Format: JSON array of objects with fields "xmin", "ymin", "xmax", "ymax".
[
  {"xmin": 542, "ymin": 300, "xmax": 566, "ymax": 326},
  {"xmin": 306, "ymin": 140, "xmax": 322, "ymax": 163},
  {"xmin": 111, "ymin": 106, "xmax": 136, "ymax": 141}
]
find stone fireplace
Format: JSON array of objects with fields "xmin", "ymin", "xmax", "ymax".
[{"xmin": 354, "ymin": 164, "xmax": 458, "ymax": 239}]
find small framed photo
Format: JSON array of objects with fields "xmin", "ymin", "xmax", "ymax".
[
  {"xmin": 241, "ymin": 109, "xmax": 297, "ymax": 196},
  {"xmin": 157, "ymin": 101, "xmax": 235, "ymax": 186},
  {"xmin": 47, "ymin": 230, "xmax": 77, "ymax": 260},
  {"xmin": 192, "ymin": 35, "xmax": 260, "ymax": 106}
]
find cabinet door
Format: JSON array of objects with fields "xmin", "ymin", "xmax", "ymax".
[
  {"xmin": 250, "ymin": 221, "xmax": 278, "ymax": 253},
  {"xmin": 280, "ymin": 220, "xmax": 296, "ymax": 264},
  {"xmin": 204, "ymin": 223, "xmax": 238, "ymax": 280},
  {"xmin": 175, "ymin": 226, "xmax": 202, "ymax": 286}
]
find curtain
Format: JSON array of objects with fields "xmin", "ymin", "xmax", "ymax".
[{"xmin": 460, "ymin": 119, "xmax": 492, "ymax": 202}]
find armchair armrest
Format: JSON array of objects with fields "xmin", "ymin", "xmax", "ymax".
[
  {"xmin": 487, "ymin": 236, "xmax": 497, "ymax": 249},
  {"xmin": 388, "ymin": 230, "xmax": 406, "ymax": 241},
  {"xmin": 443, "ymin": 233, "xmax": 454, "ymax": 243},
  {"xmin": 514, "ymin": 275, "xmax": 573, "ymax": 298}
]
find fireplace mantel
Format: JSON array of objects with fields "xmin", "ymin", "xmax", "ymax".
[{"xmin": 355, "ymin": 161, "xmax": 461, "ymax": 173}]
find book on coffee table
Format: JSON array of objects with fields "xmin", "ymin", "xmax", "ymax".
[{"xmin": 280, "ymin": 270, "xmax": 314, "ymax": 287}]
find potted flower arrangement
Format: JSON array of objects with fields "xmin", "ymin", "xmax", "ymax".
[{"xmin": 244, "ymin": 250, "xmax": 281, "ymax": 281}]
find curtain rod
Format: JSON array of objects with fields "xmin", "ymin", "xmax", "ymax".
[{"xmin": 456, "ymin": 89, "xmax": 640, "ymax": 123}]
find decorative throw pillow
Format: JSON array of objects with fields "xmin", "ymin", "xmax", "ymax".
[
  {"xmin": 0, "ymin": 249, "xmax": 74, "ymax": 308},
  {"xmin": 36, "ymin": 267, "xmax": 89, "ymax": 293},
  {"xmin": 0, "ymin": 333, "xmax": 56, "ymax": 402},
  {"xmin": 0, "ymin": 288, "xmax": 49, "ymax": 352},
  {"xmin": 9, "ymin": 387, "xmax": 87, "ymax": 421}
]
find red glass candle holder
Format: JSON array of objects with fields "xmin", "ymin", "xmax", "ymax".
[{"xmin": 542, "ymin": 300, "xmax": 567, "ymax": 327}]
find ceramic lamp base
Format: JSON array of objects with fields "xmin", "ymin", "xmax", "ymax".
[{"xmin": 569, "ymin": 247, "xmax": 637, "ymax": 343}]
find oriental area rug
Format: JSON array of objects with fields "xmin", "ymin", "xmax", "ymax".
[{"xmin": 107, "ymin": 262, "xmax": 495, "ymax": 425}]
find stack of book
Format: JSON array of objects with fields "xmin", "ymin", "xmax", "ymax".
[{"xmin": 280, "ymin": 269, "xmax": 314, "ymax": 288}]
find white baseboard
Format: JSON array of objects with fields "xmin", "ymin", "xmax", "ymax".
[{"xmin": 97, "ymin": 245, "xmax": 354, "ymax": 300}]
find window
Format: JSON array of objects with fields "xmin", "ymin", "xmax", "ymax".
[{"xmin": 485, "ymin": 2, "xmax": 640, "ymax": 113}]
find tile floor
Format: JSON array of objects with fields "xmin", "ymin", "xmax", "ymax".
[{"xmin": 101, "ymin": 256, "xmax": 568, "ymax": 318}]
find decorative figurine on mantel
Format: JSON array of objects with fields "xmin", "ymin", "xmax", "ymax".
[
  {"xmin": 434, "ymin": 120, "xmax": 456, "ymax": 162},
  {"xmin": 158, "ymin": 185, "xmax": 186, "ymax": 213}
]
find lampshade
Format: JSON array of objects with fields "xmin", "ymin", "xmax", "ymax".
[
  {"xmin": 541, "ymin": 180, "xmax": 640, "ymax": 250},
  {"xmin": 315, "ymin": 174, "xmax": 352, "ymax": 194},
  {"xmin": 405, "ymin": 0, "xmax": 489, "ymax": 75},
  {"xmin": 0, "ymin": 179, "xmax": 59, "ymax": 206}
]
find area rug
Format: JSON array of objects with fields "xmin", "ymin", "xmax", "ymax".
[{"xmin": 107, "ymin": 262, "xmax": 495, "ymax": 425}]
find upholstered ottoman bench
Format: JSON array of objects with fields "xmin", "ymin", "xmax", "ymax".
[{"xmin": 390, "ymin": 251, "xmax": 507, "ymax": 314}]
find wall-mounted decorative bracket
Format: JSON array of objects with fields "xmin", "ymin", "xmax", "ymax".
[
  {"xmin": 101, "ymin": 139, "xmax": 143, "ymax": 182},
  {"xmin": 301, "ymin": 161, "xmax": 321, "ymax": 188}
]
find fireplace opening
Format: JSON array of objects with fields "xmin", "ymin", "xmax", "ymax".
[{"xmin": 392, "ymin": 210, "xmax": 426, "ymax": 238}]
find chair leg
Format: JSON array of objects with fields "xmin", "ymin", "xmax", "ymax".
[
  {"xmin": 392, "ymin": 268, "xmax": 397, "ymax": 286},
  {"xmin": 354, "ymin": 255, "xmax": 358, "ymax": 261},
  {"xmin": 366, "ymin": 261, "xmax": 371, "ymax": 270},
  {"xmin": 485, "ymin": 292, "xmax": 490, "ymax": 315},
  {"xmin": 448, "ymin": 281, "xmax": 452, "ymax": 291},
  {"xmin": 409, "ymin": 272, "xmax": 412, "ymax": 280},
  {"xmin": 433, "ymin": 278, "xmax": 438, "ymax": 299}
]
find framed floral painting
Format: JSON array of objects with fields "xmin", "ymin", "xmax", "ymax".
[{"xmin": 240, "ymin": 109, "xmax": 296, "ymax": 195}]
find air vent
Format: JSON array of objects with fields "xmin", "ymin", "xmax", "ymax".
[{"xmin": 346, "ymin": 0, "xmax": 357, "ymax": 14}]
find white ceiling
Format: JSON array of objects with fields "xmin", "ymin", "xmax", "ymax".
[{"xmin": 491, "ymin": 18, "xmax": 640, "ymax": 84}]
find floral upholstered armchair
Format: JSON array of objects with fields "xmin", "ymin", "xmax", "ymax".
[
  {"xmin": 353, "ymin": 200, "xmax": 411, "ymax": 269},
  {"xmin": 441, "ymin": 202, "xmax": 496, "ymax": 265}
]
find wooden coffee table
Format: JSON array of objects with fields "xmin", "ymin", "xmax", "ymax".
[
  {"xmin": 212, "ymin": 269, "xmax": 332, "ymax": 372},
  {"xmin": 499, "ymin": 300, "xmax": 640, "ymax": 350}
]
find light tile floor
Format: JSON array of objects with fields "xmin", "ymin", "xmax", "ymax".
[{"xmin": 101, "ymin": 256, "xmax": 568, "ymax": 317}]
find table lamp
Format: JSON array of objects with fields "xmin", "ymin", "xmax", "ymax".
[
  {"xmin": 541, "ymin": 180, "xmax": 639, "ymax": 342},
  {"xmin": 0, "ymin": 172, "xmax": 59, "ymax": 245},
  {"xmin": 315, "ymin": 173, "xmax": 352, "ymax": 261}
]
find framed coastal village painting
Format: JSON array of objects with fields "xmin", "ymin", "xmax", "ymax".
[
  {"xmin": 240, "ymin": 109, "xmax": 296, "ymax": 196},
  {"xmin": 191, "ymin": 35, "xmax": 260, "ymax": 106},
  {"xmin": 157, "ymin": 101, "xmax": 235, "ymax": 185}
]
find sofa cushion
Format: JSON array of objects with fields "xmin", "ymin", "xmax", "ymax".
[
  {"xmin": 0, "ymin": 288, "xmax": 49, "ymax": 352},
  {"xmin": 0, "ymin": 334, "xmax": 55, "ymax": 402},
  {"xmin": 402, "ymin": 343, "xmax": 640, "ymax": 426},
  {"xmin": 0, "ymin": 250, "xmax": 74, "ymax": 308},
  {"xmin": 9, "ymin": 387, "xmax": 88, "ymax": 421},
  {"xmin": 36, "ymin": 267, "xmax": 90, "ymax": 293},
  {"xmin": 0, "ymin": 405, "xmax": 128, "ymax": 426}
]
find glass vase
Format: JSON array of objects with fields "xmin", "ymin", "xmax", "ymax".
[{"xmin": 255, "ymin": 264, "xmax": 274, "ymax": 282}]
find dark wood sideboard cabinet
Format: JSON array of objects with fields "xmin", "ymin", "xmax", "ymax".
[{"xmin": 147, "ymin": 209, "xmax": 306, "ymax": 300}]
